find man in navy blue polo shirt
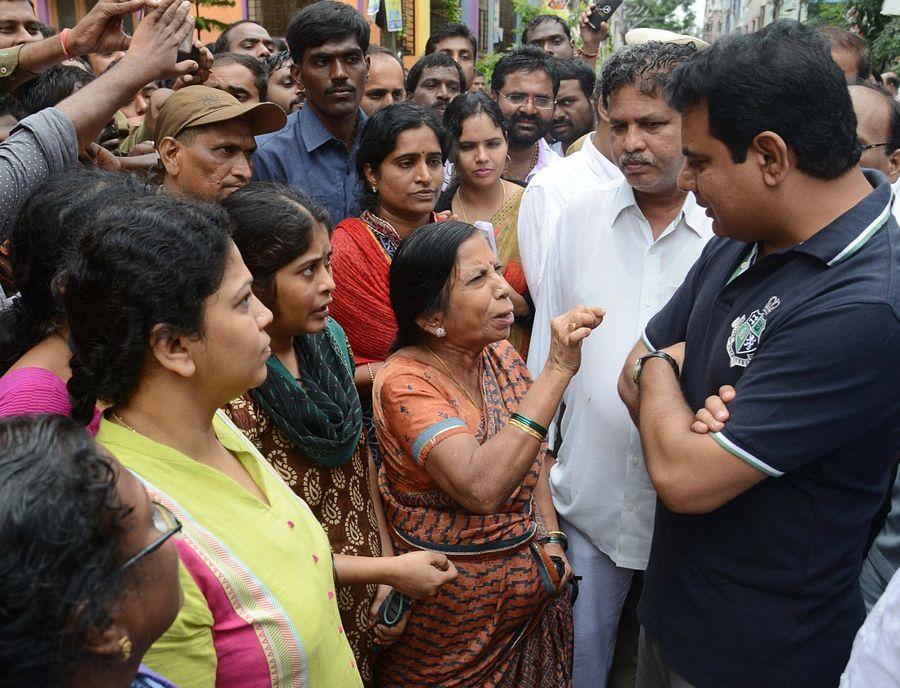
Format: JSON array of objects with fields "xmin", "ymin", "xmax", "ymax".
[
  {"xmin": 253, "ymin": 1, "xmax": 367, "ymax": 224},
  {"xmin": 617, "ymin": 20, "xmax": 900, "ymax": 688}
]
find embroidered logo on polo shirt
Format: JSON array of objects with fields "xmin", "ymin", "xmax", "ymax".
[{"xmin": 726, "ymin": 296, "xmax": 781, "ymax": 368}]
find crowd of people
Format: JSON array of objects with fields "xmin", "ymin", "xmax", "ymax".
[{"xmin": 1, "ymin": 0, "xmax": 899, "ymax": 687}]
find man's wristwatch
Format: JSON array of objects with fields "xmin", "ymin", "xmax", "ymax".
[{"xmin": 632, "ymin": 351, "xmax": 680, "ymax": 385}]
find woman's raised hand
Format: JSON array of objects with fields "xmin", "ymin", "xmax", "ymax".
[{"xmin": 545, "ymin": 305, "xmax": 605, "ymax": 377}]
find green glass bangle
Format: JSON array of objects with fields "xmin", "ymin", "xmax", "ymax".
[
  {"xmin": 545, "ymin": 536, "xmax": 568, "ymax": 552},
  {"xmin": 510, "ymin": 413, "xmax": 548, "ymax": 439}
]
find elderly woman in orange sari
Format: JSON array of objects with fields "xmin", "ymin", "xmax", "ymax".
[{"xmin": 372, "ymin": 220, "xmax": 604, "ymax": 687}]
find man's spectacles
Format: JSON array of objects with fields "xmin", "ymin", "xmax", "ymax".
[
  {"xmin": 119, "ymin": 501, "xmax": 182, "ymax": 571},
  {"xmin": 498, "ymin": 91, "xmax": 556, "ymax": 110},
  {"xmin": 861, "ymin": 142, "xmax": 889, "ymax": 151}
]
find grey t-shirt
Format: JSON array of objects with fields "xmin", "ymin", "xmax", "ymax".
[{"xmin": 0, "ymin": 107, "xmax": 78, "ymax": 243}]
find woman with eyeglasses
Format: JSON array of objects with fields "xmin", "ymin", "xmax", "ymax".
[
  {"xmin": 437, "ymin": 92, "xmax": 532, "ymax": 357},
  {"xmin": 0, "ymin": 414, "xmax": 182, "ymax": 688},
  {"xmin": 63, "ymin": 196, "xmax": 455, "ymax": 688}
]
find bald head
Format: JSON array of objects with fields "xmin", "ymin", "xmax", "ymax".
[{"xmin": 849, "ymin": 83, "xmax": 900, "ymax": 182}]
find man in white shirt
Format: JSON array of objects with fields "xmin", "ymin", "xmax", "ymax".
[
  {"xmin": 527, "ymin": 41, "xmax": 712, "ymax": 688},
  {"xmin": 518, "ymin": 78, "xmax": 622, "ymax": 303}
]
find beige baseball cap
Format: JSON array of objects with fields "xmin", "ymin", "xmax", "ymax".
[
  {"xmin": 152, "ymin": 85, "xmax": 286, "ymax": 142},
  {"xmin": 625, "ymin": 28, "xmax": 710, "ymax": 50}
]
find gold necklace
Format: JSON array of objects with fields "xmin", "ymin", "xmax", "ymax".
[
  {"xmin": 424, "ymin": 346, "xmax": 482, "ymax": 410},
  {"xmin": 111, "ymin": 411, "xmax": 137, "ymax": 433},
  {"xmin": 457, "ymin": 180, "xmax": 508, "ymax": 224},
  {"xmin": 528, "ymin": 142, "xmax": 539, "ymax": 174}
]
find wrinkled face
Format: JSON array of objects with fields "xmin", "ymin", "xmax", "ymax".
[
  {"xmin": 269, "ymin": 225, "xmax": 335, "ymax": 337},
  {"xmin": 112, "ymin": 465, "xmax": 183, "ymax": 658},
  {"xmin": 525, "ymin": 21, "xmax": 573, "ymax": 59},
  {"xmin": 494, "ymin": 69, "xmax": 555, "ymax": 148},
  {"xmin": 187, "ymin": 243, "xmax": 273, "ymax": 402},
  {"xmin": 0, "ymin": 1, "xmax": 40, "ymax": 50},
  {"xmin": 552, "ymin": 78, "xmax": 594, "ymax": 148},
  {"xmin": 361, "ymin": 53, "xmax": 406, "ymax": 116},
  {"xmin": 433, "ymin": 36, "xmax": 475, "ymax": 91},
  {"xmin": 367, "ymin": 125, "xmax": 444, "ymax": 220},
  {"xmin": 206, "ymin": 62, "xmax": 261, "ymax": 104},
  {"xmin": 163, "ymin": 119, "xmax": 256, "ymax": 202},
  {"xmin": 87, "ymin": 50, "xmax": 126, "ymax": 76},
  {"xmin": 607, "ymin": 82, "xmax": 684, "ymax": 195},
  {"xmin": 454, "ymin": 112, "xmax": 508, "ymax": 189},
  {"xmin": 435, "ymin": 234, "xmax": 515, "ymax": 350},
  {"xmin": 297, "ymin": 35, "xmax": 366, "ymax": 119},
  {"xmin": 267, "ymin": 60, "xmax": 304, "ymax": 113},
  {"xmin": 411, "ymin": 65, "xmax": 462, "ymax": 119},
  {"xmin": 225, "ymin": 22, "xmax": 275, "ymax": 60},
  {"xmin": 677, "ymin": 102, "xmax": 763, "ymax": 241},
  {"xmin": 120, "ymin": 82, "xmax": 161, "ymax": 123}
]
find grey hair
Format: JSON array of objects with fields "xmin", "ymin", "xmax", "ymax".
[{"xmin": 600, "ymin": 41, "xmax": 697, "ymax": 111}]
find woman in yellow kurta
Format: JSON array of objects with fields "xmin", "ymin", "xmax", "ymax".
[{"xmin": 62, "ymin": 197, "xmax": 456, "ymax": 688}]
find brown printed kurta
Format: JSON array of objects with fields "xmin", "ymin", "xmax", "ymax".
[{"xmin": 224, "ymin": 393, "xmax": 382, "ymax": 686}]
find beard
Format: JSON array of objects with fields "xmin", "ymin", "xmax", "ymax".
[{"xmin": 506, "ymin": 111, "xmax": 550, "ymax": 147}]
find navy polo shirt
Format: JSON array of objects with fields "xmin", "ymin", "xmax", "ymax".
[
  {"xmin": 639, "ymin": 176, "xmax": 900, "ymax": 688},
  {"xmin": 252, "ymin": 105, "xmax": 364, "ymax": 226}
]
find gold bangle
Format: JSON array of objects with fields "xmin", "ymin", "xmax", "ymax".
[
  {"xmin": 509, "ymin": 418, "xmax": 544, "ymax": 442},
  {"xmin": 547, "ymin": 531, "xmax": 567, "ymax": 538},
  {"xmin": 366, "ymin": 363, "xmax": 375, "ymax": 384}
]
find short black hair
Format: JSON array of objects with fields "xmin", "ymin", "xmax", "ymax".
[
  {"xmin": 554, "ymin": 57, "xmax": 596, "ymax": 101},
  {"xmin": 356, "ymin": 102, "xmax": 451, "ymax": 211},
  {"xmin": 819, "ymin": 26, "xmax": 871, "ymax": 81},
  {"xmin": 286, "ymin": 0, "xmax": 370, "ymax": 64},
  {"xmin": 491, "ymin": 44, "xmax": 560, "ymax": 95},
  {"xmin": 212, "ymin": 20, "xmax": 264, "ymax": 54},
  {"xmin": 668, "ymin": 20, "xmax": 860, "ymax": 180},
  {"xmin": 389, "ymin": 220, "xmax": 479, "ymax": 350},
  {"xmin": 16, "ymin": 64, "xmax": 94, "ymax": 115},
  {"xmin": 0, "ymin": 93, "xmax": 26, "ymax": 120},
  {"xmin": 406, "ymin": 51, "xmax": 466, "ymax": 93},
  {"xmin": 0, "ymin": 414, "xmax": 132, "ymax": 685},
  {"xmin": 223, "ymin": 182, "xmax": 331, "ymax": 307},
  {"xmin": 211, "ymin": 51, "xmax": 269, "ymax": 101},
  {"xmin": 443, "ymin": 91, "xmax": 507, "ymax": 142},
  {"xmin": 521, "ymin": 14, "xmax": 571, "ymax": 45},
  {"xmin": 265, "ymin": 50, "xmax": 292, "ymax": 73},
  {"xmin": 425, "ymin": 22, "xmax": 477, "ymax": 57},
  {"xmin": 600, "ymin": 41, "xmax": 696, "ymax": 111},
  {"xmin": 367, "ymin": 45, "xmax": 402, "ymax": 64}
]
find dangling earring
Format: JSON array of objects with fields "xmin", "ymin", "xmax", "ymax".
[
  {"xmin": 118, "ymin": 635, "xmax": 132, "ymax": 662},
  {"xmin": 435, "ymin": 327, "xmax": 447, "ymax": 338}
]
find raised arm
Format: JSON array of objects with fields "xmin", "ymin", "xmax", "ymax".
[
  {"xmin": 13, "ymin": 0, "xmax": 145, "ymax": 80},
  {"xmin": 55, "ymin": 0, "xmax": 197, "ymax": 151},
  {"xmin": 423, "ymin": 306, "xmax": 603, "ymax": 515}
]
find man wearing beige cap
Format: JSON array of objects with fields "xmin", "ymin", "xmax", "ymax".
[{"xmin": 154, "ymin": 84, "xmax": 284, "ymax": 201}]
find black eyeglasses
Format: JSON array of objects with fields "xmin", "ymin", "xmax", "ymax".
[
  {"xmin": 498, "ymin": 91, "xmax": 556, "ymax": 110},
  {"xmin": 119, "ymin": 501, "xmax": 182, "ymax": 571},
  {"xmin": 861, "ymin": 142, "xmax": 889, "ymax": 151}
]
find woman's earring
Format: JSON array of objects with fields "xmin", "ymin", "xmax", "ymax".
[
  {"xmin": 435, "ymin": 327, "xmax": 447, "ymax": 338},
  {"xmin": 118, "ymin": 635, "xmax": 132, "ymax": 662}
]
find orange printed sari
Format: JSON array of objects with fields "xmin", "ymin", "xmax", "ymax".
[{"xmin": 372, "ymin": 340, "xmax": 572, "ymax": 687}]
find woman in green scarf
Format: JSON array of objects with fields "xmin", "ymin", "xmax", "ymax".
[{"xmin": 222, "ymin": 183, "xmax": 399, "ymax": 687}]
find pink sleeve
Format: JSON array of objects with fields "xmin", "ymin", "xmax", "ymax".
[{"xmin": 0, "ymin": 367, "xmax": 101, "ymax": 435}]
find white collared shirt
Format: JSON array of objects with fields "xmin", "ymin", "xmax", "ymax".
[
  {"xmin": 840, "ymin": 568, "xmax": 900, "ymax": 687},
  {"xmin": 892, "ymin": 177, "xmax": 900, "ymax": 223},
  {"xmin": 518, "ymin": 133, "xmax": 623, "ymax": 302},
  {"xmin": 527, "ymin": 179, "xmax": 712, "ymax": 569}
]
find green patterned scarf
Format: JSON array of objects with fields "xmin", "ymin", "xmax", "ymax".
[{"xmin": 250, "ymin": 319, "xmax": 363, "ymax": 468}]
